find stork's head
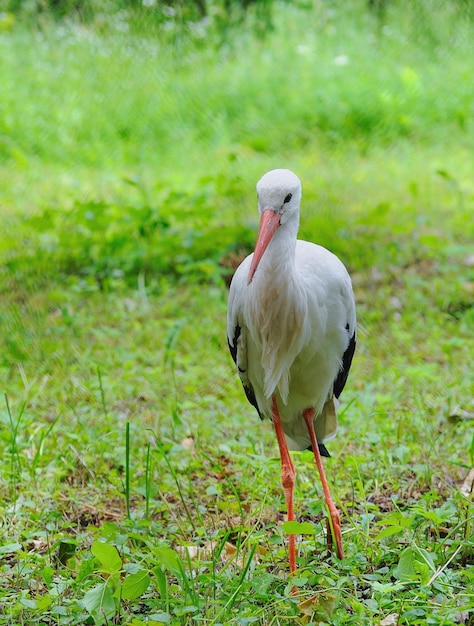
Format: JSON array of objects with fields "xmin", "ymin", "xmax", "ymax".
[{"xmin": 248, "ymin": 169, "xmax": 302, "ymax": 284}]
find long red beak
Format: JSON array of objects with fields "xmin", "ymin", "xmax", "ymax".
[{"xmin": 247, "ymin": 209, "xmax": 281, "ymax": 284}]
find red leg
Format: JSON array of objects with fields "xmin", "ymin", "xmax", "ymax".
[
  {"xmin": 303, "ymin": 408, "xmax": 344, "ymax": 560},
  {"xmin": 271, "ymin": 396, "xmax": 297, "ymax": 573}
]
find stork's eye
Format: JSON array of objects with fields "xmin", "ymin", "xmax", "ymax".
[{"xmin": 284, "ymin": 193, "xmax": 292, "ymax": 204}]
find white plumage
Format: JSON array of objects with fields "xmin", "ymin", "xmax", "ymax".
[{"xmin": 227, "ymin": 169, "xmax": 356, "ymax": 570}]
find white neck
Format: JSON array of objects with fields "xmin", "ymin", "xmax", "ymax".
[
  {"xmin": 255, "ymin": 212, "xmax": 299, "ymax": 284},
  {"xmin": 247, "ymin": 211, "xmax": 308, "ymax": 401}
]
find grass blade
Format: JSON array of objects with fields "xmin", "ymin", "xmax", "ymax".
[{"xmin": 125, "ymin": 421, "xmax": 131, "ymax": 519}]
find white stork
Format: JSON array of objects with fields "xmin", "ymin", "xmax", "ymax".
[{"xmin": 227, "ymin": 169, "xmax": 356, "ymax": 572}]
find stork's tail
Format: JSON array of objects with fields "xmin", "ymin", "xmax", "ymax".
[{"xmin": 307, "ymin": 442, "xmax": 331, "ymax": 458}]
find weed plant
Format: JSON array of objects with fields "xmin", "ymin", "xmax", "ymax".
[{"xmin": 0, "ymin": 1, "xmax": 473, "ymax": 624}]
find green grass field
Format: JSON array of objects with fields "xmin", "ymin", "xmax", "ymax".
[{"xmin": 1, "ymin": 1, "xmax": 473, "ymax": 624}]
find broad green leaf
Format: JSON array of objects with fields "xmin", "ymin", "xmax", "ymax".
[
  {"xmin": 41, "ymin": 566, "xmax": 54, "ymax": 585},
  {"xmin": 123, "ymin": 562, "xmax": 143, "ymax": 575},
  {"xmin": 412, "ymin": 548, "xmax": 436, "ymax": 585},
  {"xmin": 36, "ymin": 594, "xmax": 53, "ymax": 610},
  {"xmin": 152, "ymin": 566, "xmax": 168, "ymax": 599},
  {"xmin": 82, "ymin": 582, "xmax": 116, "ymax": 619},
  {"xmin": 0, "ymin": 542, "xmax": 22, "ymax": 554},
  {"xmin": 376, "ymin": 512, "xmax": 414, "ymax": 540},
  {"xmin": 375, "ymin": 525, "xmax": 405, "ymax": 540},
  {"xmin": 20, "ymin": 599, "xmax": 37, "ymax": 609},
  {"xmin": 121, "ymin": 570, "xmax": 151, "ymax": 600},
  {"xmin": 147, "ymin": 613, "xmax": 172, "ymax": 624},
  {"xmin": 394, "ymin": 547, "xmax": 417, "ymax": 581},
  {"xmin": 377, "ymin": 512, "xmax": 413, "ymax": 528},
  {"xmin": 174, "ymin": 605, "xmax": 199, "ymax": 616},
  {"xmin": 414, "ymin": 561, "xmax": 431, "ymax": 585},
  {"xmin": 411, "ymin": 506, "xmax": 444, "ymax": 525},
  {"xmin": 76, "ymin": 555, "xmax": 96, "ymax": 583},
  {"xmin": 91, "ymin": 541, "xmax": 122, "ymax": 574},
  {"xmin": 394, "ymin": 547, "xmax": 436, "ymax": 583},
  {"xmin": 282, "ymin": 521, "xmax": 316, "ymax": 535},
  {"xmin": 251, "ymin": 572, "xmax": 276, "ymax": 596},
  {"xmin": 155, "ymin": 546, "xmax": 182, "ymax": 574},
  {"xmin": 291, "ymin": 575, "xmax": 309, "ymax": 587}
]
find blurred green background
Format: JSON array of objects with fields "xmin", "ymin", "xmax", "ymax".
[{"xmin": 1, "ymin": 0, "xmax": 473, "ymax": 290}]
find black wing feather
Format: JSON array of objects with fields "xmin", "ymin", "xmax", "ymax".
[
  {"xmin": 227, "ymin": 325, "xmax": 239, "ymax": 365},
  {"xmin": 333, "ymin": 324, "xmax": 356, "ymax": 399},
  {"xmin": 309, "ymin": 325, "xmax": 356, "ymax": 459},
  {"xmin": 228, "ymin": 324, "xmax": 263, "ymax": 420}
]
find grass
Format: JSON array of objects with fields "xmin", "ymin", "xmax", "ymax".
[{"xmin": 1, "ymin": 0, "xmax": 474, "ymax": 624}]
